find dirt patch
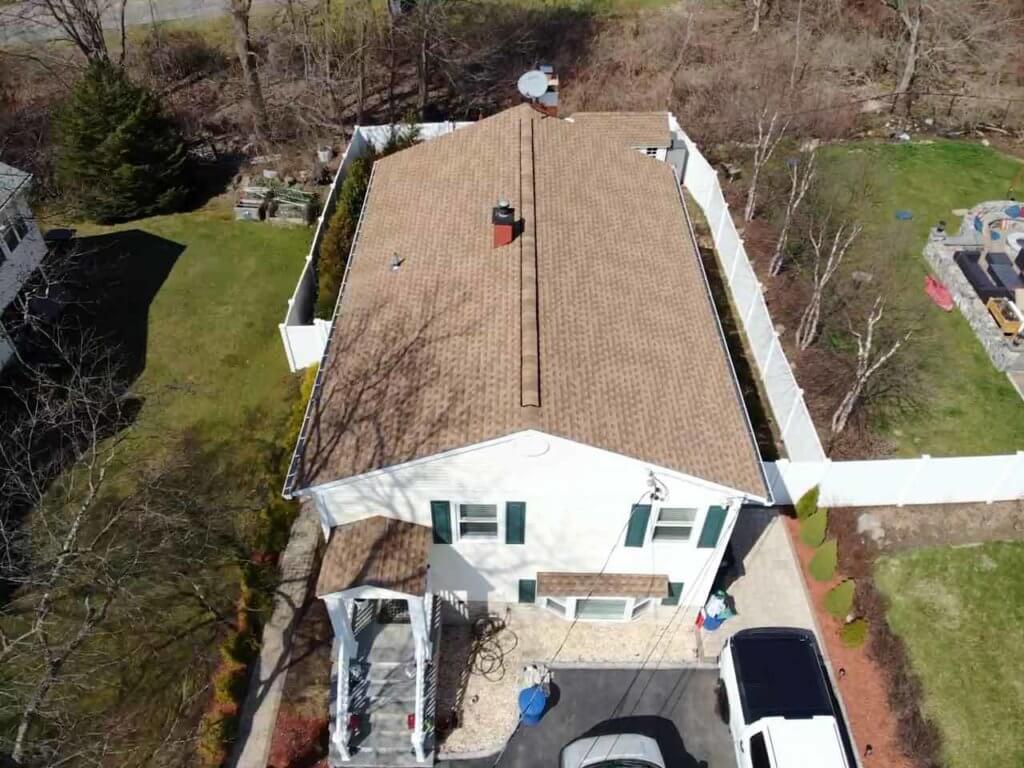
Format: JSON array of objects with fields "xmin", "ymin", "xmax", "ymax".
[
  {"xmin": 784, "ymin": 516, "xmax": 915, "ymax": 768},
  {"xmin": 839, "ymin": 500, "xmax": 1024, "ymax": 552}
]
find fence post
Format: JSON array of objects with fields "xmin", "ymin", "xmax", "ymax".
[
  {"xmin": 729, "ymin": 248, "xmax": 742, "ymax": 283},
  {"xmin": 898, "ymin": 454, "xmax": 930, "ymax": 507},
  {"xmin": 987, "ymin": 451, "xmax": 1024, "ymax": 504},
  {"xmin": 715, "ymin": 203, "xmax": 731, "ymax": 245},
  {"xmin": 762, "ymin": 332, "xmax": 779, "ymax": 382},
  {"xmin": 745, "ymin": 283, "xmax": 762, "ymax": 325},
  {"xmin": 781, "ymin": 388, "xmax": 803, "ymax": 440}
]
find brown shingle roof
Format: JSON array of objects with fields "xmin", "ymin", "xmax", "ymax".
[
  {"xmin": 569, "ymin": 111, "xmax": 672, "ymax": 149},
  {"xmin": 294, "ymin": 104, "xmax": 767, "ymax": 497},
  {"xmin": 537, "ymin": 571, "xmax": 669, "ymax": 598},
  {"xmin": 316, "ymin": 516, "xmax": 431, "ymax": 597}
]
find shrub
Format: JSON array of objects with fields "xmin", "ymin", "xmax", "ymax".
[
  {"xmin": 56, "ymin": 61, "xmax": 189, "ymax": 222},
  {"xmin": 197, "ymin": 714, "xmax": 230, "ymax": 766},
  {"xmin": 800, "ymin": 509, "xmax": 828, "ymax": 547},
  {"xmin": 825, "ymin": 579, "xmax": 855, "ymax": 618},
  {"xmin": 795, "ymin": 485, "xmax": 820, "ymax": 520},
  {"xmin": 315, "ymin": 156, "xmax": 373, "ymax": 318},
  {"xmin": 809, "ymin": 539, "xmax": 838, "ymax": 581},
  {"xmin": 840, "ymin": 618, "xmax": 869, "ymax": 648}
]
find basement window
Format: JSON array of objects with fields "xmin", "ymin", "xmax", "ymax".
[
  {"xmin": 652, "ymin": 507, "xmax": 697, "ymax": 542},
  {"xmin": 542, "ymin": 596, "xmax": 654, "ymax": 622},
  {"xmin": 457, "ymin": 503, "xmax": 499, "ymax": 540}
]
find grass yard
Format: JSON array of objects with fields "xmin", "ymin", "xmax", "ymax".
[
  {"xmin": 75, "ymin": 199, "xmax": 311, "ymax": 472},
  {"xmin": 875, "ymin": 542, "xmax": 1024, "ymax": 768},
  {"xmin": 817, "ymin": 141, "xmax": 1024, "ymax": 456},
  {"xmin": 64, "ymin": 198, "xmax": 313, "ymax": 751}
]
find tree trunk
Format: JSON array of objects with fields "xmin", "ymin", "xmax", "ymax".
[
  {"xmin": 417, "ymin": 26, "xmax": 428, "ymax": 119},
  {"xmin": 831, "ymin": 380, "xmax": 864, "ymax": 435},
  {"xmin": 894, "ymin": 14, "xmax": 920, "ymax": 114},
  {"xmin": 356, "ymin": 15, "xmax": 367, "ymax": 125},
  {"xmin": 229, "ymin": 0, "xmax": 270, "ymax": 144}
]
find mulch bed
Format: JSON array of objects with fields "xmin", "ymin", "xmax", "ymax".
[
  {"xmin": 784, "ymin": 516, "xmax": 913, "ymax": 768},
  {"xmin": 267, "ymin": 709, "xmax": 329, "ymax": 768}
]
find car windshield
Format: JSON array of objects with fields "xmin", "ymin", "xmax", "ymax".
[{"xmin": 590, "ymin": 761, "xmax": 660, "ymax": 768}]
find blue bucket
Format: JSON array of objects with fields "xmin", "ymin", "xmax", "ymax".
[{"xmin": 518, "ymin": 685, "xmax": 548, "ymax": 726}]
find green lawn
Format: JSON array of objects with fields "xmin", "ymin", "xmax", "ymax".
[
  {"xmin": 67, "ymin": 199, "xmax": 313, "ymax": 748},
  {"xmin": 817, "ymin": 141, "xmax": 1024, "ymax": 456},
  {"xmin": 875, "ymin": 542, "xmax": 1024, "ymax": 768},
  {"xmin": 76, "ymin": 199, "xmax": 311, "ymax": 471}
]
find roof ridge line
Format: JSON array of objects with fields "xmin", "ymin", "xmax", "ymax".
[{"xmin": 519, "ymin": 115, "xmax": 541, "ymax": 410}]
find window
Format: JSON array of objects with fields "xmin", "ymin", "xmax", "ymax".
[
  {"xmin": 644, "ymin": 147, "xmax": 658, "ymax": 157},
  {"xmin": 631, "ymin": 598, "xmax": 653, "ymax": 619},
  {"xmin": 652, "ymin": 507, "xmax": 697, "ymax": 542},
  {"xmin": 542, "ymin": 596, "xmax": 655, "ymax": 622},
  {"xmin": 13, "ymin": 216, "xmax": 28, "ymax": 240},
  {"xmin": 1, "ymin": 218, "xmax": 17, "ymax": 254},
  {"xmin": 457, "ymin": 503, "xmax": 498, "ymax": 540},
  {"xmin": 749, "ymin": 732, "xmax": 772, "ymax": 768},
  {"xmin": 544, "ymin": 597, "xmax": 567, "ymax": 617},
  {"xmin": 575, "ymin": 598, "xmax": 629, "ymax": 621}
]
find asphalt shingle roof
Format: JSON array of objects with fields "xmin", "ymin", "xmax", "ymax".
[
  {"xmin": 569, "ymin": 111, "xmax": 672, "ymax": 149},
  {"xmin": 295, "ymin": 105, "xmax": 766, "ymax": 497},
  {"xmin": 316, "ymin": 516, "xmax": 431, "ymax": 597}
]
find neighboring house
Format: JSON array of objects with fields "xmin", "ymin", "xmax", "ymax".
[
  {"xmin": 283, "ymin": 104, "xmax": 770, "ymax": 766},
  {"xmin": 0, "ymin": 162, "xmax": 46, "ymax": 370}
]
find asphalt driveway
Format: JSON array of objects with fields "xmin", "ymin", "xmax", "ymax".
[{"xmin": 440, "ymin": 667, "xmax": 735, "ymax": 768}]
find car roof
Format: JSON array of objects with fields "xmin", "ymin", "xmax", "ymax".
[
  {"xmin": 765, "ymin": 717, "xmax": 850, "ymax": 768},
  {"xmin": 560, "ymin": 734, "xmax": 664, "ymax": 768},
  {"xmin": 729, "ymin": 628, "xmax": 833, "ymax": 724}
]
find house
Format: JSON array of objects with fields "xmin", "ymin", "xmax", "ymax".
[
  {"xmin": 283, "ymin": 104, "xmax": 770, "ymax": 765},
  {"xmin": 0, "ymin": 161, "xmax": 46, "ymax": 370}
]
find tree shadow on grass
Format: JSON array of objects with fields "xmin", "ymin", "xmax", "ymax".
[{"xmin": 72, "ymin": 229, "xmax": 184, "ymax": 383}]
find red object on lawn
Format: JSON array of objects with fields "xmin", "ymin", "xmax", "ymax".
[{"xmin": 925, "ymin": 275, "xmax": 954, "ymax": 311}]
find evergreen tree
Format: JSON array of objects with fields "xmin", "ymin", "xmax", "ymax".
[{"xmin": 56, "ymin": 62, "xmax": 190, "ymax": 223}]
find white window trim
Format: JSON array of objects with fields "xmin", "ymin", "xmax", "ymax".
[
  {"xmin": 453, "ymin": 501, "xmax": 502, "ymax": 543},
  {"xmin": 541, "ymin": 595, "xmax": 655, "ymax": 622},
  {"xmin": 648, "ymin": 505, "xmax": 701, "ymax": 546}
]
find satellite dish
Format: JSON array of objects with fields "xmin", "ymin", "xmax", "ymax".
[{"xmin": 517, "ymin": 70, "xmax": 549, "ymax": 100}]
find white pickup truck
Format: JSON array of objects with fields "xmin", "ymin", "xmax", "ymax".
[{"xmin": 719, "ymin": 628, "xmax": 858, "ymax": 768}]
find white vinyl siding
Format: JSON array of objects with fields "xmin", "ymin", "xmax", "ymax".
[{"xmin": 652, "ymin": 507, "xmax": 697, "ymax": 542}]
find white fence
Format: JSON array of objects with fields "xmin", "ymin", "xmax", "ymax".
[
  {"xmin": 672, "ymin": 117, "xmax": 1024, "ymax": 507},
  {"xmin": 279, "ymin": 121, "xmax": 472, "ymax": 372}
]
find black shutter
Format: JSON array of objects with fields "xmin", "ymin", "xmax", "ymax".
[
  {"xmin": 518, "ymin": 579, "xmax": 537, "ymax": 604},
  {"xmin": 663, "ymin": 581, "xmax": 684, "ymax": 606},
  {"xmin": 506, "ymin": 502, "xmax": 526, "ymax": 544},
  {"xmin": 697, "ymin": 506, "xmax": 728, "ymax": 548},
  {"xmin": 430, "ymin": 500, "xmax": 452, "ymax": 544},
  {"xmin": 625, "ymin": 504, "xmax": 652, "ymax": 547}
]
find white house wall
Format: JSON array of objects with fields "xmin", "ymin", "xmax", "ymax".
[
  {"xmin": 310, "ymin": 431, "xmax": 756, "ymax": 610},
  {"xmin": 0, "ymin": 193, "xmax": 45, "ymax": 310}
]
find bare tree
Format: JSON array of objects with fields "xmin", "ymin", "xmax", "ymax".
[
  {"xmin": 769, "ymin": 149, "xmax": 816, "ymax": 276},
  {"xmin": 743, "ymin": 108, "xmax": 789, "ymax": 223},
  {"xmin": 748, "ymin": 0, "xmax": 771, "ymax": 35},
  {"xmin": 228, "ymin": 0, "xmax": 270, "ymax": 143},
  {"xmin": 879, "ymin": 0, "xmax": 921, "ymax": 113},
  {"xmin": 879, "ymin": 0, "xmax": 1013, "ymax": 114},
  {"xmin": 0, "ymin": 329, "xmax": 220, "ymax": 766},
  {"xmin": 831, "ymin": 297, "xmax": 912, "ymax": 434},
  {"xmin": 795, "ymin": 217, "xmax": 862, "ymax": 350},
  {"xmin": 13, "ymin": 0, "xmax": 128, "ymax": 64}
]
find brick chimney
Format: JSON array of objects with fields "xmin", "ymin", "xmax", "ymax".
[{"xmin": 492, "ymin": 199, "xmax": 515, "ymax": 248}]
